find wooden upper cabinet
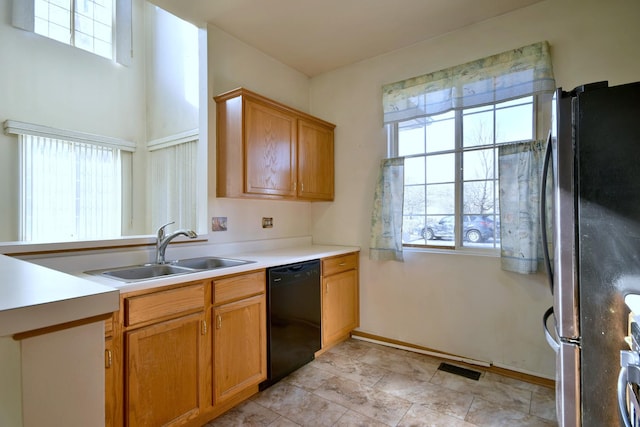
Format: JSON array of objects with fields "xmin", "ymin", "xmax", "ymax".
[
  {"xmin": 245, "ymin": 98, "xmax": 297, "ymax": 197},
  {"xmin": 298, "ymin": 119, "xmax": 334, "ymax": 200},
  {"xmin": 214, "ymin": 88, "xmax": 335, "ymax": 201}
]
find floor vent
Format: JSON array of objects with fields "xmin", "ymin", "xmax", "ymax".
[{"xmin": 437, "ymin": 362, "xmax": 482, "ymax": 381}]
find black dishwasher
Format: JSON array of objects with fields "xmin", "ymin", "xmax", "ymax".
[{"xmin": 260, "ymin": 259, "xmax": 321, "ymax": 390}]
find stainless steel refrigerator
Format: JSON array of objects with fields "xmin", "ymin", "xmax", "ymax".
[{"xmin": 542, "ymin": 81, "xmax": 640, "ymax": 427}]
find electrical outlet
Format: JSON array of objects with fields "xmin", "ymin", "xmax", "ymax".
[
  {"xmin": 211, "ymin": 217, "xmax": 227, "ymax": 231},
  {"xmin": 262, "ymin": 217, "xmax": 273, "ymax": 228}
]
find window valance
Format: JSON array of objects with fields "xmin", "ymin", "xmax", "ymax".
[{"xmin": 382, "ymin": 41, "xmax": 555, "ymax": 124}]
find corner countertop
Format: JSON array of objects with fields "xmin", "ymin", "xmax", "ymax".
[
  {"xmin": 77, "ymin": 244, "xmax": 361, "ymax": 293},
  {"xmin": 0, "ymin": 254, "xmax": 119, "ymax": 337}
]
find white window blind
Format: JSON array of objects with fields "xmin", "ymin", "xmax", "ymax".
[
  {"xmin": 19, "ymin": 135, "xmax": 122, "ymax": 242},
  {"xmin": 149, "ymin": 137, "xmax": 198, "ymax": 232}
]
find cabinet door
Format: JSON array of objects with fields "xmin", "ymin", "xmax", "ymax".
[
  {"xmin": 245, "ymin": 99, "xmax": 297, "ymax": 197},
  {"xmin": 297, "ymin": 119, "xmax": 334, "ymax": 200},
  {"xmin": 126, "ymin": 312, "xmax": 205, "ymax": 427},
  {"xmin": 214, "ymin": 294, "xmax": 266, "ymax": 403},
  {"xmin": 322, "ymin": 269, "xmax": 359, "ymax": 347}
]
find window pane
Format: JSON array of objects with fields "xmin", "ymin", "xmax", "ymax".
[
  {"xmin": 49, "ymin": 4, "xmax": 71, "ymax": 28},
  {"xmin": 424, "ymin": 215, "xmax": 454, "ymax": 246},
  {"xmin": 497, "ymin": 96, "xmax": 532, "ymax": 108},
  {"xmin": 398, "ymin": 123, "xmax": 425, "ymax": 156},
  {"xmin": 463, "ymin": 110, "xmax": 493, "ymax": 148},
  {"xmin": 463, "ymin": 181, "xmax": 495, "ymax": 215},
  {"xmin": 75, "ymin": 31, "xmax": 93, "ymax": 51},
  {"xmin": 463, "ymin": 148, "xmax": 494, "ymax": 181},
  {"xmin": 94, "ymin": 39, "xmax": 112, "ymax": 58},
  {"xmin": 402, "ymin": 214, "xmax": 425, "ymax": 244},
  {"xmin": 94, "ymin": 21, "xmax": 111, "ymax": 42},
  {"xmin": 426, "ymin": 183, "xmax": 454, "ymax": 215},
  {"xmin": 496, "ymin": 104, "xmax": 533, "ymax": 143},
  {"xmin": 94, "ymin": 3, "xmax": 112, "ymax": 25},
  {"xmin": 426, "ymin": 111, "xmax": 455, "ymax": 153},
  {"xmin": 75, "ymin": 13, "xmax": 94, "ymax": 36},
  {"xmin": 404, "ymin": 156, "xmax": 425, "ymax": 185},
  {"xmin": 49, "ymin": 22, "xmax": 72, "ymax": 43},
  {"xmin": 404, "ymin": 185, "xmax": 425, "ymax": 215},
  {"xmin": 426, "ymin": 153, "xmax": 454, "ymax": 183}
]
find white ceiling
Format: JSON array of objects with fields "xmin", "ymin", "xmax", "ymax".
[{"xmin": 150, "ymin": 0, "xmax": 545, "ymax": 77}]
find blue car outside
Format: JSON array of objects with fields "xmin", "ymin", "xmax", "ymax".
[{"xmin": 422, "ymin": 215, "xmax": 497, "ymax": 243}]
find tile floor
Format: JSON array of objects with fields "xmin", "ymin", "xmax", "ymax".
[{"xmin": 204, "ymin": 338, "xmax": 557, "ymax": 426}]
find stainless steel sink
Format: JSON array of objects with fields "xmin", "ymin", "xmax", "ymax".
[
  {"xmin": 85, "ymin": 257, "xmax": 254, "ymax": 283},
  {"xmin": 89, "ymin": 264, "xmax": 194, "ymax": 282},
  {"xmin": 170, "ymin": 256, "xmax": 253, "ymax": 270}
]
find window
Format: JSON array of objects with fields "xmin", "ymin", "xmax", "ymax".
[
  {"xmin": 34, "ymin": 0, "xmax": 114, "ymax": 59},
  {"xmin": 148, "ymin": 133, "xmax": 199, "ymax": 232},
  {"xmin": 12, "ymin": 0, "xmax": 132, "ymax": 65},
  {"xmin": 374, "ymin": 41, "xmax": 554, "ymax": 261},
  {"xmin": 391, "ymin": 95, "xmax": 536, "ymax": 250},
  {"xmin": 5, "ymin": 120, "xmax": 134, "ymax": 243}
]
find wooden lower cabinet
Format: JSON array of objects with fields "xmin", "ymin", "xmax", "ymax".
[
  {"xmin": 125, "ymin": 311, "xmax": 206, "ymax": 427},
  {"xmin": 213, "ymin": 293, "xmax": 267, "ymax": 403},
  {"xmin": 106, "ymin": 256, "xmax": 359, "ymax": 426},
  {"xmin": 321, "ymin": 252, "xmax": 360, "ymax": 349}
]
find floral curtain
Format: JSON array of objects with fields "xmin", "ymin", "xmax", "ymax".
[
  {"xmin": 498, "ymin": 139, "xmax": 553, "ymax": 273},
  {"xmin": 369, "ymin": 158, "xmax": 404, "ymax": 261},
  {"xmin": 382, "ymin": 41, "xmax": 555, "ymax": 124}
]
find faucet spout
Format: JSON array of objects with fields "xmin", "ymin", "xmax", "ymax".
[{"xmin": 155, "ymin": 222, "xmax": 198, "ymax": 264}]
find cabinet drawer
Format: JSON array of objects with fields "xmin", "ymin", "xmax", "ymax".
[
  {"xmin": 214, "ymin": 271, "xmax": 266, "ymax": 305},
  {"xmin": 322, "ymin": 253, "xmax": 358, "ymax": 276},
  {"xmin": 124, "ymin": 283, "xmax": 205, "ymax": 327}
]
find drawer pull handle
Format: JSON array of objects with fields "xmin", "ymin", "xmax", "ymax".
[
  {"xmin": 339, "ymin": 262, "xmax": 346, "ymax": 266},
  {"xmin": 105, "ymin": 349, "xmax": 112, "ymax": 369}
]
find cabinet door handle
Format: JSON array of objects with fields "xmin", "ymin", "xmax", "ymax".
[
  {"xmin": 202, "ymin": 320, "xmax": 208, "ymax": 335},
  {"xmin": 216, "ymin": 314, "xmax": 222, "ymax": 329},
  {"xmin": 326, "ymin": 283, "xmax": 329, "ymax": 294},
  {"xmin": 105, "ymin": 349, "xmax": 112, "ymax": 369}
]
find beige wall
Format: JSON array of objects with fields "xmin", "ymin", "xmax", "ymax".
[
  {"xmin": 204, "ymin": 25, "xmax": 314, "ymax": 244},
  {"xmin": 308, "ymin": 0, "xmax": 640, "ymax": 377}
]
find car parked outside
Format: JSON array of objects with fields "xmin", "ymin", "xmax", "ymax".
[{"xmin": 422, "ymin": 215, "xmax": 498, "ymax": 243}]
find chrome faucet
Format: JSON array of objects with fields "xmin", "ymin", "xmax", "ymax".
[{"xmin": 155, "ymin": 221, "xmax": 197, "ymax": 264}]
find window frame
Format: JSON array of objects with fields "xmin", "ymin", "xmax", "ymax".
[
  {"xmin": 12, "ymin": 0, "xmax": 132, "ymax": 66},
  {"xmin": 388, "ymin": 95, "xmax": 541, "ymax": 254}
]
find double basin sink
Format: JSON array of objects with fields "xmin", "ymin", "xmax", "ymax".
[{"xmin": 86, "ymin": 256, "xmax": 254, "ymax": 283}]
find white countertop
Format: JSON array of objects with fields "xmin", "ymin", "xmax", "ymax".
[
  {"xmin": 0, "ymin": 242, "xmax": 359, "ymax": 337},
  {"xmin": 0, "ymin": 254, "xmax": 119, "ymax": 336},
  {"xmin": 78, "ymin": 244, "xmax": 360, "ymax": 293}
]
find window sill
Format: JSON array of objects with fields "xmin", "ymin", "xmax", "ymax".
[{"xmin": 402, "ymin": 244, "xmax": 499, "ymax": 258}]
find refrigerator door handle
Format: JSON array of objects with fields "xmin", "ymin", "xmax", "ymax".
[
  {"xmin": 618, "ymin": 350, "xmax": 640, "ymax": 427},
  {"xmin": 543, "ymin": 306, "xmax": 560, "ymax": 352},
  {"xmin": 619, "ymin": 366, "xmax": 633, "ymax": 427},
  {"xmin": 540, "ymin": 130, "xmax": 554, "ymax": 295}
]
